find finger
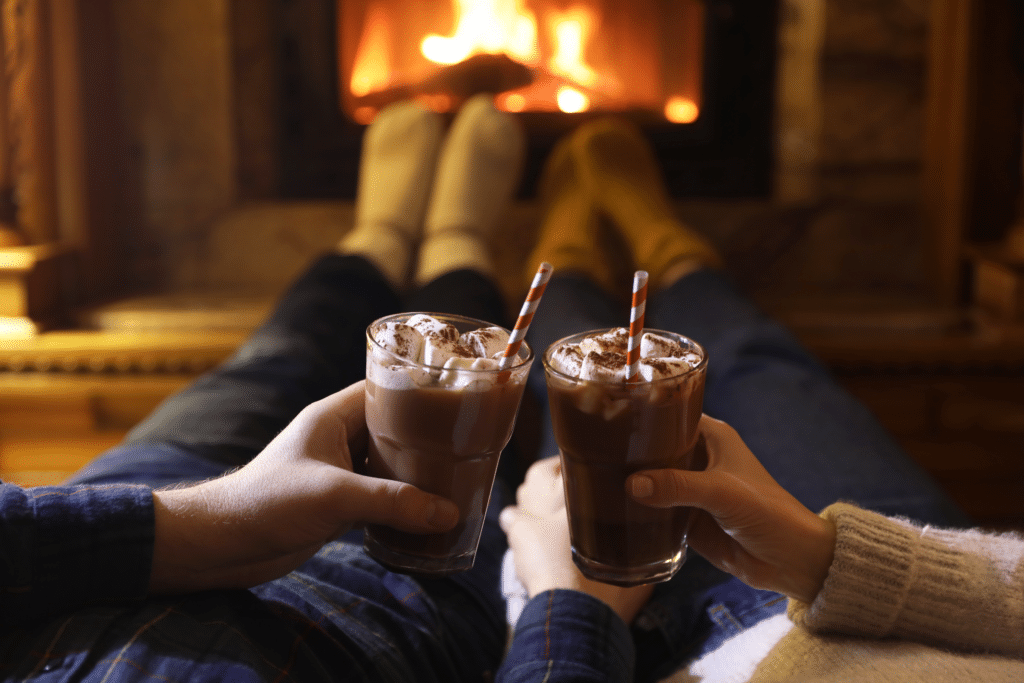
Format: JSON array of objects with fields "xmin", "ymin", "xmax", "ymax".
[
  {"xmin": 499, "ymin": 506, "xmax": 518, "ymax": 533},
  {"xmin": 310, "ymin": 381, "xmax": 368, "ymax": 443},
  {"xmin": 699, "ymin": 414, "xmax": 758, "ymax": 469},
  {"xmin": 523, "ymin": 455, "xmax": 560, "ymax": 484},
  {"xmin": 627, "ymin": 467, "xmax": 733, "ymax": 516},
  {"xmin": 684, "ymin": 509, "xmax": 748, "ymax": 577},
  {"xmin": 337, "ymin": 472, "xmax": 459, "ymax": 533}
]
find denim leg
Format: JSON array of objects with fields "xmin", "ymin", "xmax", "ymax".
[
  {"xmin": 67, "ymin": 254, "xmax": 401, "ymax": 488},
  {"xmin": 405, "ymin": 269, "xmax": 512, "ymax": 328},
  {"xmin": 648, "ymin": 269, "xmax": 968, "ymax": 526}
]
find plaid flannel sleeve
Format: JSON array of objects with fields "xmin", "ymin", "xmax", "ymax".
[
  {"xmin": 0, "ymin": 482, "xmax": 155, "ymax": 624},
  {"xmin": 498, "ymin": 589, "xmax": 635, "ymax": 683}
]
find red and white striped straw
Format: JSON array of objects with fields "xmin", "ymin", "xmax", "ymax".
[
  {"xmin": 625, "ymin": 270, "xmax": 649, "ymax": 382},
  {"xmin": 499, "ymin": 262, "xmax": 553, "ymax": 371}
]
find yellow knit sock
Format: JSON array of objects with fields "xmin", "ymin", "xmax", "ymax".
[
  {"xmin": 571, "ymin": 117, "xmax": 721, "ymax": 289},
  {"xmin": 524, "ymin": 135, "xmax": 620, "ymax": 294}
]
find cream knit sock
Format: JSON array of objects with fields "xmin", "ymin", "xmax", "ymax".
[
  {"xmin": 338, "ymin": 100, "xmax": 444, "ymax": 289},
  {"xmin": 415, "ymin": 94, "xmax": 525, "ymax": 286}
]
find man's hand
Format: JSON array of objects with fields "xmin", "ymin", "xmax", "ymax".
[
  {"xmin": 149, "ymin": 380, "xmax": 458, "ymax": 594},
  {"xmin": 628, "ymin": 415, "xmax": 836, "ymax": 603},
  {"xmin": 500, "ymin": 457, "xmax": 653, "ymax": 624}
]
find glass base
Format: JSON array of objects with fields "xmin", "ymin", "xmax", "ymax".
[
  {"xmin": 363, "ymin": 531, "xmax": 476, "ymax": 576},
  {"xmin": 571, "ymin": 546, "xmax": 685, "ymax": 587}
]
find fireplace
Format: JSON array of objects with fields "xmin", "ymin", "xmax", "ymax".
[
  {"xmin": 339, "ymin": 0, "xmax": 705, "ymax": 121},
  {"xmin": 279, "ymin": 0, "xmax": 778, "ymax": 200}
]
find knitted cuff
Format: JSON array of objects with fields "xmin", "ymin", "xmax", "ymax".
[
  {"xmin": 789, "ymin": 502, "xmax": 1024, "ymax": 657},
  {"xmin": 788, "ymin": 502, "xmax": 918, "ymax": 637}
]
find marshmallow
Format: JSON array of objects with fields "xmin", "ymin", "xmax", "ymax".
[
  {"xmin": 579, "ymin": 350, "xmax": 626, "ymax": 382},
  {"xmin": 575, "ymin": 384, "xmax": 604, "ymax": 414},
  {"xmin": 373, "ymin": 322, "xmax": 424, "ymax": 363},
  {"xmin": 366, "ymin": 358, "xmax": 433, "ymax": 389},
  {"xmin": 602, "ymin": 398, "xmax": 630, "ymax": 421},
  {"xmin": 640, "ymin": 332, "xmax": 686, "ymax": 359},
  {"xmin": 638, "ymin": 357, "xmax": 695, "ymax": 382},
  {"xmin": 547, "ymin": 344, "xmax": 584, "ymax": 377},
  {"xmin": 423, "ymin": 334, "xmax": 471, "ymax": 367},
  {"xmin": 579, "ymin": 328, "xmax": 628, "ymax": 356},
  {"xmin": 406, "ymin": 314, "xmax": 458, "ymax": 342},
  {"xmin": 461, "ymin": 326, "xmax": 510, "ymax": 359},
  {"xmin": 439, "ymin": 356, "xmax": 500, "ymax": 390}
]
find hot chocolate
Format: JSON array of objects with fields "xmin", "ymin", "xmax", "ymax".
[
  {"xmin": 543, "ymin": 327, "xmax": 706, "ymax": 586},
  {"xmin": 364, "ymin": 313, "xmax": 533, "ymax": 575}
]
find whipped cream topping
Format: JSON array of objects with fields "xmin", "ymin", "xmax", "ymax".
[
  {"xmin": 546, "ymin": 328, "xmax": 703, "ymax": 418},
  {"xmin": 547, "ymin": 328, "xmax": 701, "ymax": 383},
  {"xmin": 369, "ymin": 314, "xmax": 517, "ymax": 391}
]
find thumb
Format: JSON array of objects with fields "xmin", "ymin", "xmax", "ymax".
[
  {"xmin": 628, "ymin": 468, "xmax": 725, "ymax": 514},
  {"xmin": 336, "ymin": 472, "xmax": 460, "ymax": 533}
]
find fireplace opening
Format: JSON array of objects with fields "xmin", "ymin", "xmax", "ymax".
[
  {"xmin": 277, "ymin": 1, "xmax": 778, "ymax": 200},
  {"xmin": 339, "ymin": 0, "xmax": 705, "ymax": 123}
]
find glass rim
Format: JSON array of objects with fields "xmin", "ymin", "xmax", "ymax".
[
  {"xmin": 366, "ymin": 311, "xmax": 534, "ymax": 373},
  {"xmin": 542, "ymin": 327, "xmax": 707, "ymax": 385}
]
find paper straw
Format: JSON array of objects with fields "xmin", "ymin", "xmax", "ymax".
[
  {"xmin": 625, "ymin": 270, "xmax": 649, "ymax": 382},
  {"xmin": 499, "ymin": 262, "xmax": 553, "ymax": 371}
]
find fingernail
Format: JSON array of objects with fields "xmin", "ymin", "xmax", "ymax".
[
  {"xmin": 631, "ymin": 475, "xmax": 654, "ymax": 498},
  {"xmin": 427, "ymin": 500, "xmax": 458, "ymax": 529}
]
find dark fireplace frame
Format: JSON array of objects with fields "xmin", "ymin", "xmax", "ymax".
[{"xmin": 277, "ymin": 0, "xmax": 779, "ymax": 200}]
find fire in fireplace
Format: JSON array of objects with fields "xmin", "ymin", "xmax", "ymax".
[
  {"xmin": 338, "ymin": 0, "xmax": 705, "ymax": 124},
  {"xmin": 277, "ymin": 1, "xmax": 778, "ymax": 200}
]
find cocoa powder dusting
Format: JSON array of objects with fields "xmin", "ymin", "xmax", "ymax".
[{"xmin": 588, "ymin": 350, "xmax": 627, "ymax": 371}]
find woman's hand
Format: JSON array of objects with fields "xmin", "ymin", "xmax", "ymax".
[
  {"xmin": 628, "ymin": 415, "xmax": 836, "ymax": 603},
  {"xmin": 149, "ymin": 380, "xmax": 458, "ymax": 594},
  {"xmin": 500, "ymin": 456, "xmax": 653, "ymax": 624}
]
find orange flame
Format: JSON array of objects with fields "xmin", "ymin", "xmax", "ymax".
[
  {"xmin": 344, "ymin": 0, "xmax": 702, "ymax": 123},
  {"xmin": 350, "ymin": 3, "xmax": 392, "ymax": 97},
  {"xmin": 547, "ymin": 7, "xmax": 598, "ymax": 88},
  {"xmin": 664, "ymin": 96, "xmax": 699, "ymax": 124},
  {"xmin": 421, "ymin": 0, "xmax": 539, "ymax": 66},
  {"xmin": 556, "ymin": 86, "xmax": 588, "ymax": 113}
]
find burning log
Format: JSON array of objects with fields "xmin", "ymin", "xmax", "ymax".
[{"xmin": 351, "ymin": 53, "xmax": 534, "ymax": 112}]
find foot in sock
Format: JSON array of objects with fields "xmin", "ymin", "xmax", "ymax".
[
  {"xmin": 570, "ymin": 117, "xmax": 721, "ymax": 290},
  {"xmin": 415, "ymin": 94, "xmax": 526, "ymax": 286},
  {"xmin": 338, "ymin": 100, "xmax": 444, "ymax": 289},
  {"xmin": 523, "ymin": 134, "xmax": 623, "ymax": 295}
]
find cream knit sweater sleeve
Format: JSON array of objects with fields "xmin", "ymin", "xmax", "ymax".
[{"xmin": 788, "ymin": 502, "xmax": 1024, "ymax": 656}]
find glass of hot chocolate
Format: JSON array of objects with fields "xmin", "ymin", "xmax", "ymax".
[
  {"xmin": 543, "ymin": 327, "xmax": 707, "ymax": 586},
  {"xmin": 363, "ymin": 312, "xmax": 534, "ymax": 575}
]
